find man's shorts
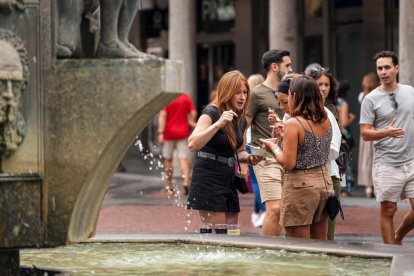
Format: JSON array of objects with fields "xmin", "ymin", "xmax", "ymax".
[
  {"xmin": 372, "ymin": 162, "xmax": 414, "ymax": 202},
  {"xmin": 162, "ymin": 139, "xmax": 188, "ymax": 159},
  {"xmin": 252, "ymin": 158, "xmax": 284, "ymax": 202}
]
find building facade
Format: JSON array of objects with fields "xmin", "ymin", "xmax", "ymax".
[{"xmin": 134, "ymin": 0, "xmax": 411, "ymax": 155}]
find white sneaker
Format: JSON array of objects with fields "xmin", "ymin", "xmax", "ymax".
[
  {"xmin": 253, "ymin": 212, "xmax": 266, "ymax": 228},
  {"xmin": 251, "ymin": 212, "xmax": 260, "ymax": 225}
]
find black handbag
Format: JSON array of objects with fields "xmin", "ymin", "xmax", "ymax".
[
  {"xmin": 326, "ymin": 195, "xmax": 344, "ymax": 221},
  {"xmin": 234, "ymin": 152, "xmax": 248, "ymax": 194}
]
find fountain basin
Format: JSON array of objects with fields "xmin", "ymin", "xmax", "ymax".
[{"xmin": 20, "ymin": 233, "xmax": 414, "ymax": 275}]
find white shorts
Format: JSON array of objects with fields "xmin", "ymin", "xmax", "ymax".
[
  {"xmin": 372, "ymin": 162, "xmax": 414, "ymax": 202},
  {"xmin": 162, "ymin": 139, "xmax": 188, "ymax": 159}
]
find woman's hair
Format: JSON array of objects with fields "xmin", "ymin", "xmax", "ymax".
[
  {"xmin": 289, "ymin": 75, "xmax": 327, "ymax": 123},
  {"xmin": 247, "ymin": 73, "xmax": 264, "ymax": 90},
  {"xmin": 211, "ymin": 70, "xmax": 250, "ymax": 150},
  {"xmin": 278, "ymin": 73, "xmax": 301, "ymax": 94},
  {"xmin": 362, "ymin": 72, "xmax": 379, "ymax": 93},
  {"xmin": 337, "ymin": 80, "xmax": 350, "ymax": 98},
  {"xmin": 308, "ymin": 69, "xmax": 338, "ymax": 106}
]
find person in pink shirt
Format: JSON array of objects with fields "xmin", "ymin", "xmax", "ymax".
[{"xmin": 158, "ymin": 94, "xmax": 197, "ymax": 195}]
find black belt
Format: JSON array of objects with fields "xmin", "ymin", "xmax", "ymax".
[{"xmin": 197, "ymin": 151, "xmax": 235, "ymax": 167}]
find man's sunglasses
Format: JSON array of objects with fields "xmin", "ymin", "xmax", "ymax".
[
  {"xmin": 310, "ymin": 67, "xmax": 329, "ymax": 74},
  {"xmin": 389, "ymin": 93, "xmax": 398, "ymax": 110}
]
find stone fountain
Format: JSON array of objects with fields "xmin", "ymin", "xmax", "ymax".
[{"xmin": 0, "ymin": 1, "xmax": 183, "ymax": 273}]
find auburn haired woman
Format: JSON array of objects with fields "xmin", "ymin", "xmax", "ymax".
[
  {"xmin": 188, "ymin": 71, "xmax": 259, "ymax": 224},
  {"xmin": 187, "ymin": 70, "xmax": 261, "ymax": 225},
  {"xmin": 262, "ymin": 75, "xmax": 333, "ymax": 239}
]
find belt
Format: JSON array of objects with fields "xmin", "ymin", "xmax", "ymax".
[{"xmin": 197, "ymin": 151, "xmax": 235, "ymax": 167}]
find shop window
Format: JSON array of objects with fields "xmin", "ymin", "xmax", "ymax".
[
  {"xmin": 140, "ymin": 7, "xmax": 168, "ymax": 38},
  {"xmin": 197, "ymin": 0, "xmax": 235, "ymax": 33},
  {"xmin": 303, "ymin": 35, "xmax": 323, "ymax": 67},
  {"xmin": 334, "ymin": 0, "xmax": 362, "ymax": 9},
  {"xmin": 197, "ymin": 43, "xmax": 235, "ymax": 113}
]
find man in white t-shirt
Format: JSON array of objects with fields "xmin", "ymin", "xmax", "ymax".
[{"xmin": 360, "ymin": 50, "xmax": 414, "ymax": 245}]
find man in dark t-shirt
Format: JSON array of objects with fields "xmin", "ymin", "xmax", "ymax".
[{"xmin": 246, "ymin": 49, "xmax": 292, "ymax": 236}]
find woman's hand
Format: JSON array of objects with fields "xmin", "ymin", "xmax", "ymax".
[
  {"xmin": 272, "ymin": 124, "xmax": 284, "ymax": 138},
  {"xmin": 260, "ymin": 138, "xmax": 280, "ymax": 154},
  {"xmin": 267, "ymin": 108, "xmax": 282, "ymax": 126},
  {"xmin": 215, "ymin": 110, "xmax": 238, "ymax": 128},
  {"xmin": 248, "ymin": 154, "xmax": 263, "ymax": 165},
  {"xmin": 240, "ymin": 163, "xmax": 249, "ymax": 182}
]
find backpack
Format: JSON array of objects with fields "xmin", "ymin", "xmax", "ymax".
[{"xmin": 336, "ymin": 138, "xmax": 351, "ymax": 177}]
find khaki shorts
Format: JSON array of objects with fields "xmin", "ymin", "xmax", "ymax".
[
  {"xmin": 253, "ymin": 158, "xmax": 284, "ymax": 202},
  {"xmin": 372, "ymin": 162, "xmax": 414, "ymax": 202},
  {"xmin": 162, "ymin": 139, "xmax": 188, "ymax": 159},
  {"xmin": 280, "ymin": 165, "xmax": 333, "ymax": 227}
]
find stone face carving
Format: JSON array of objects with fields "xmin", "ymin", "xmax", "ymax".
[
  {"xmin": 0, "ymin": 29, "xmax": 27, "ymax": 171},
  {"xmin": 56, "ymin": 0, "xmax": 143, "ymax": 58}
]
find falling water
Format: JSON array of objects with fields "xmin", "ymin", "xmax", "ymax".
[{"xmin": 132, "ymin": 138, "xmax": 194, "ymax": 232}]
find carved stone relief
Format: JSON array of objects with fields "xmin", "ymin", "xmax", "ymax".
[{"xmin": 0, "ymin": 28, "xmax": 28, "ymax": 171}]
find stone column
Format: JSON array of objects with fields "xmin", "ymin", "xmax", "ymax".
[
  {"xmin": 269, "ymin": 0, "xmax": 298, "ymax": 71},
  {"xmin": 399, "ymin": 0, "xmax": 414, "ymax": 86},
  {"xmin": 169, "ymin": 0, "xmax": 196, "ymax": 101}
]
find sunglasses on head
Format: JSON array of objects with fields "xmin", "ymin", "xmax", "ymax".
[
  {"xmin": 310, "ymin": 67, "xmax": 329, "ymax": 74},
  {"xmin": 389, "ymin": 93, "xmax": 398, "ymax": 110}
]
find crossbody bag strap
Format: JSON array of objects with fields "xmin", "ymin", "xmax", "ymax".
[{"xmin": 234, "ymin": 151, "xmax": 242, "ymax": 175}]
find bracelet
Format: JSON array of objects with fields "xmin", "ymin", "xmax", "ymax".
[{"xmin": 273, "ymin": 148, "xmax": 281, "ymax": 157}]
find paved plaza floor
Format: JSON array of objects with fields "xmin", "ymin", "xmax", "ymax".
[{"xmin": 95, "ymin": 171, "xmax": 414, "ymax": 245}]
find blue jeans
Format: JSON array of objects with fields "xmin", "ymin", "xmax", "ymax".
[{"xmin": 247, "ymin": 145, "xmax": 266, "ymax": 213}]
